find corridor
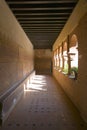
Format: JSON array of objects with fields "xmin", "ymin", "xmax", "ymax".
[{"xmin": 1, "ymin": 75, "xmax": 87, "ymax": 130}]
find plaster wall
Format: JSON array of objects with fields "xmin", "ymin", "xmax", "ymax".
[
  {"xmin": 0, "ymin": 0, "xmax": 34, "ymax": 95},
  {"xmin": 34, "ymin": 49, "xmax": 52, "ymax": 74},
  {"xmin": 53, "ymin": 0, "xmax": 87, "ymax": 122}
]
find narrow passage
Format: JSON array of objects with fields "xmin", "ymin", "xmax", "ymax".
[{"xmin": 1, "ymin": 75, "xmax": 87, "ymax": 130}]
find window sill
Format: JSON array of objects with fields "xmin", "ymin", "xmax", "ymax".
[
  {"xmin": 69, "ymin": 75, "xmax": 77, "ymax": 80},
  {"xmin": 62, "ymin": 72, "xmax": 68, "ymax": 75}
]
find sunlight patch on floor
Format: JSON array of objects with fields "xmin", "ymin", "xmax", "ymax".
[{"xmin": 24, "ymin": 75, "xmax": 47, "ymax": 92}]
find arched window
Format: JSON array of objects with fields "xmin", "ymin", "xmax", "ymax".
[
  {"xmin": 56, "ymin": 49, "xmax": 59, "ymax": 69},
  {"xmin": 53, "ymin": 51, "xmax": 56, "ymax": 68},
  {"xmin": 63, "ymin": 42, "xmax": 68, "ymax": 74},
  {"xmin": 59, "ymin": 46, "xmax": 63, "ymax": 71},
  {"xmin": 69, "ymin": 34, "xmax": 78, "ymax": 79},
  {"xmin": 53, "ymin": 49, "xmax": 58, "ymax": 69}
]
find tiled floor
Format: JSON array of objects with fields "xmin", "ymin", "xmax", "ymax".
[{"xmin": 0, "ymin": 75, "xmax": 87, "ymax": 130}]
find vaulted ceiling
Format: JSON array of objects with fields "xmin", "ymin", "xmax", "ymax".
[{"xmin": 5, "ymin": 0, "xmax": 78, "ymax": 49}]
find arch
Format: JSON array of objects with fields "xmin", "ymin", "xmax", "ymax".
[{"xmin": 69, "ymin": 34, "xmax": 78, "ymax": 79}]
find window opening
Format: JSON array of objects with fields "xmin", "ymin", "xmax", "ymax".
[
  {"xmin": 63, "ymin": 42, "xmax": 68, "ymax": 74},
  {"xmin": 69, "ymin": 34, "xmax": 78, "ymax": 79}
]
